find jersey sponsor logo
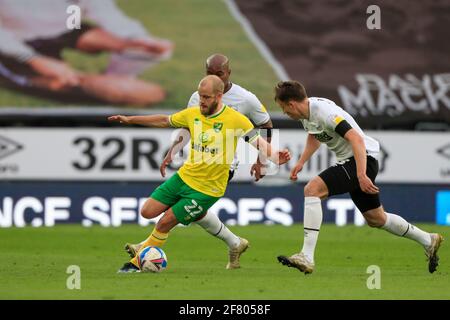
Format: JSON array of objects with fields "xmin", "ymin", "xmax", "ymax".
[
  {"xmin": 313, "ymin": 131, "xmax": 333, "ymax": 142},
  {"xmin": 192, "ymin": 143, "xmax": 219, "ymax": 156}
]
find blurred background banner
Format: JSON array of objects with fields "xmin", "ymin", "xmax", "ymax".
[
  {"xmin": 0, "ymin": 182, "xmax": 443, "ymax": 227},
  {"xmin": 234, "ymin": 0, "xmax": 450, "ymax": 130},
  {"xmin": 0, "ymin": 128, "xmax": 448, "ymax": 184},
  {"xmin": 0, "ymin": 0, "xmax": 279, "ymax": 120},
  {"xmin": 0, "ymin": 0, "xmax": 448, "ymax": 130}
]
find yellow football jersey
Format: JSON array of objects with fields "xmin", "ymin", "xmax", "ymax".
[{"xmin": 169, "ymin": 105, "xmax": 258, "ymax": 197}]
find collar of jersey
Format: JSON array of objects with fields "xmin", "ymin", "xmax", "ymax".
[{"xmin": 205, "ymin": 105, "xmax": 227, "ymax": 119}]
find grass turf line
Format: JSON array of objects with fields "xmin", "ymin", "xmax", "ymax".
[{"xmin": 0, "ymin": 224, "xmax": 449, "ymax": 299}]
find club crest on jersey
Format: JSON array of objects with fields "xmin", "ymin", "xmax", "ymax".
[
  {"xmin": 213, "ymin": 122, "xmax": 223, "ymax": 132},
  {"xmin": 194, "ymin": 118, "xmax": 200, "ymax": 125}
]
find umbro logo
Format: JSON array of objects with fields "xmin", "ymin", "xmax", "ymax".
[
  {"xmin": 437, "ymin": 143, "xmax": 450, "ymax": 160},
  {"xmin": 0, "ymin": 135, "xmax": 23, "ymax": 160}
]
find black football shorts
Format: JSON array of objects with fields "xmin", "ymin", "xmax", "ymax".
[{"xmin": 319, "ymin": 155, "xmax": 381, "ymax": 213}]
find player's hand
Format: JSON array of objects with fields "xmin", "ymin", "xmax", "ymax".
[
  {"xmin": 250, "ymin": 162, "xmax": 266, "ymax": 182},
  {"xmin": 28, "ymin": 56, "xmax": 80, "ymax": 89},
  {"xmin": 290, "ymin": 161, "xmax": 304, "ymax": 181},
  {"xmin": 159, "ymin": 154, "xmax": 173, "ymax": 177},
  {"xmin": 108, "ymin": 115, "xmax": 130, "ymax": 124},
  {"xmin": 277, "ymin": 149, "xmax": 291, "ymax": 165},
  {"xmin": 358, "ymin": 174, "xmax": 379, "ymax": 194}
]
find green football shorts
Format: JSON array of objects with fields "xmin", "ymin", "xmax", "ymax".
[{"xmin": 150, "ymin": 173, "xmax": 220, "ymax": 225}]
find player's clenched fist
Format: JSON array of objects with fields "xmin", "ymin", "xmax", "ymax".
[{"xmin": 108, "ymin": 115, "xmax": 130, "ymax": 124}]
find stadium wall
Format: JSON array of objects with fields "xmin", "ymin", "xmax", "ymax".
[
  {"xmin": 0, "ymin": 181, "xmax": 448, "ymax": 228},
  {"xmin": 0, "ymin": 128, "xmax": 448, "ymax": 227}
]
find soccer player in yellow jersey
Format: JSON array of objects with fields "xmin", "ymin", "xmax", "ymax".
[{"xmin": 108, "ymin": 75, "xmax": 290, "ymax": 272}]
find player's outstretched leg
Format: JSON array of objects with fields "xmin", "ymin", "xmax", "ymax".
[
  {"xmin": 278, "ymin": 196, "xmax": 322, "ymax": 275},
  {"xmin": 366, "ymin": 208, "xmax": 444, "ymax": 273},
  {"xmin": 195, "ymin": 211, "xmax": 249, "ymax": 269}
]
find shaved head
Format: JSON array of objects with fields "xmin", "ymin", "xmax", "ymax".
[
  {"xmin": 206, "ymin": 54, "xmax": 229, "ymax": 70},
  {"xmin": 205, "ymin": 53, "xmax": 232, "ymax": 92},
  {"xmin": 198, "ymin": 75, "xmax": 224, "ymax": 95}
]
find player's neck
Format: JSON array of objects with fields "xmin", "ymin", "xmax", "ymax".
[
  {"xmin": 224, "ymin": 81, "xmax": 232, "ymax": 93},
  {"xmin": 302, "ymin": 99, "xmax": 310, "ymax": 120},
  {"xmin": 207, "ymin": 103, "xmax": 225, "ymax": 118}
]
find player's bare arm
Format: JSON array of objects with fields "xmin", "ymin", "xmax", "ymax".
[
  {"xmin": 108, "ymin": 114, "xmax": 170, "ymax": 128},
  {"xmin": 249, "ymin": 136, "xmax": 291, "ymax": 165},
  {"xmin": 160, "ymin": 128, "xmax": 190, "ymax": 177},
  {"xmin": 251, "ymin": 119, "xmax": 274, "ymax": 181},
  {"xmin": 290, "ymin": 134, "xmax": 321, "ymax": 181},
  {"xmin": 344, "ymin": 129, "xmax": 379, "ymax": 194}
]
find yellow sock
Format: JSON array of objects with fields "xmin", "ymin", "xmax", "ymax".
[{"xmin": 130, "ymin": 228, "xmax": 169, "ymax": 267}]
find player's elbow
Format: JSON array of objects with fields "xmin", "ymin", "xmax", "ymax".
[
  {"xmin": 157, "ymin": 116, "xmax": 170, "ymax": 128},
  {"xmin": 347, "ymin": 131, "xmax": 364, "ymax": 147}
]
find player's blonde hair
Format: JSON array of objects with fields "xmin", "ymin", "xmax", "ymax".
[{"xmin": 199, "ymin": 75, "xmax": 224, "ymax": 95}]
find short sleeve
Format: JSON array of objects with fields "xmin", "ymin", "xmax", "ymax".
[
  {"xmin": 325, "ymin": 113, "xmax": 347, "ymax": 131},
  {"xmin": 246, "ymin": 93, "xmax": 270, "ymax": 126},
  {"xmin": 169, "ymin": 109, "xmax": 191, "ymax": 128},
  {"xmin": 236, "ymin": 114, "xmax": 259, "ymax": 143}
]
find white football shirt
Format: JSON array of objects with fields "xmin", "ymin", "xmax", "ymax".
[{"xmin": 301, "ymin": 97, "xmax": 380, "ymax": 162}]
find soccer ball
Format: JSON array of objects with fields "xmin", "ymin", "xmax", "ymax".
[{"xmin": 137, "ymin": 246, "xmax": 168, "ymax": 273}]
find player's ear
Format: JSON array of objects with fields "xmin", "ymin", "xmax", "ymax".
[{"xmin": 287, "ymin": 101, "xmax": 295, "ymax": 110}]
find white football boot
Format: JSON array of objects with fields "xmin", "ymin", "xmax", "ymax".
[
  {"xmin": 226, "ymin": 237, "xmax": 250, "ymax": 269},
  {"xmin": 278, "ymin": 252, "xmax": 315, "ymax": 274}
]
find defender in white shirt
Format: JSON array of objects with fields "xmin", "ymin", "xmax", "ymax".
[{"xmin": 274, "ymin": 80, "xmax": 443, "ymax": 275}]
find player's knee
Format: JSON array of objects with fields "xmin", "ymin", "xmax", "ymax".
[
  {"xmin": 140, "ymin": 203, "xmax": 158, "ymax": 219},
  {"xmin": 304, "ymin": 182, "xmax": 321, "ymax": 197},
  {"xmin": 140, "ymin": 207, "xmax": 152, "ymax": 219},
  {"xmin": 364, "ymin": 213, "xmax": 385, "ymax": 228}
]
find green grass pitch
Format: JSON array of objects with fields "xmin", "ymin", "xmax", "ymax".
[{"xmin": 0, "ymin": 224, "xmax": 449, "ymax": 300}]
